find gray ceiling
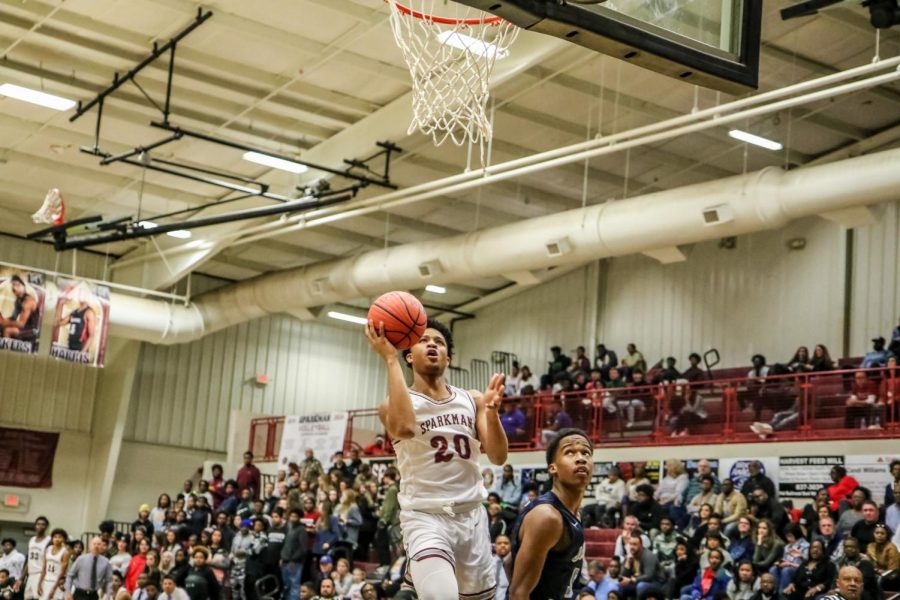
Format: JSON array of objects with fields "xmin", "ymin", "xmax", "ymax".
[{"xmin": 0, "ymin": 0, "xmax": 898, "ymax": 309}]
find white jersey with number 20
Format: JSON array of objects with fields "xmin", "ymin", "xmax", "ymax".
[{"xmin": 394, "ymin": 385, "xmax": 485, "ymax": 511}]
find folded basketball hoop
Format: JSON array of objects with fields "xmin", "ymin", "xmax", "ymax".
[
  {"xmin": 32, "ymin": 188, "xmax": 65, "ymax": 226},
  {"xmin": 386, "ymin": 0, "xmax": 518, "ymax": 158}
]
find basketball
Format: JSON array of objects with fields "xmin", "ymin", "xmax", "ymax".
[{"xmin": 367, "ymin": 291, "xmax": 427, "ymax": 350}]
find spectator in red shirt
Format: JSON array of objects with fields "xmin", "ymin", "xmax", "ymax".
[
  {"xmin": 208, "ymin": 464, "xmax": 225, "ymax": 509},
  {"xmin": 236, "ymin": 451, "xmax": 261, "ymax": 500},
  {"xmin": 363, "ymin": 435, "xmax": 388, "ymax": 456},
  {"xmin": 827, "ymin": 465, "xmax": 860, "ymax": 512},
  {"xmin": 845, "ymin": 371, "xmax": 880, "ymax": 429}
]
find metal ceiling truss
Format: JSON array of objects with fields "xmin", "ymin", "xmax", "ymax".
[{"xmin": 30, "ymin": 7, "xmax": 403, "ymax": 251}]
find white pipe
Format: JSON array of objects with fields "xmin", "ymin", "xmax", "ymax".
[
  {"xmin": 233, "ymin": 67, "xmax": 900, "ymax": 247},
  {"xmin": 101, "ymin": 147, "xmax": 900, "ymax": 343},
  {"xmin": 232, "ymin": 55, "xmax": 900, "ymax": 242},
  {"xmin": 155, "ymin": 147, "xmax": 900, "ymax": 344}
]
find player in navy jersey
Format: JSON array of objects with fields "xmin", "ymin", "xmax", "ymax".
[{"xmin": 509, "ymin": 428, "xmax": 592, "ymax": 600}]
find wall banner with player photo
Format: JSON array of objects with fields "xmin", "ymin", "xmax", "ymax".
[
  {"xmin": 778, "ymin": 456, "xmax": 844, "ymax": 498},
  {"xmin": 0, "ymin": 268, "xmax": 46, "ymax": 354},
  {"xmin": 49, "ymin": 278, "xmax": 110, "ymax": 367},
  {"xmin": 278, "ymin": 412, "xmax": 348, "ymax": 469}
]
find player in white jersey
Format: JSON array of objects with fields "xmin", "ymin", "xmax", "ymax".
[
  {"xmin": 20, "ymin": 517, "xmax": 50, "ymax": 600},
  {"xmin": 37, "ymin": 529, "xmax": 69, "ymax": 600},
  {"xmin": 366, "ymin": 317, "xmax": 508, "ymax": 600}
]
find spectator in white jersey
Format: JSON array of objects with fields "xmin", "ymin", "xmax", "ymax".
[{"xmin": 0, "ymin": 541, "xmax": 24, "ymax": 582}]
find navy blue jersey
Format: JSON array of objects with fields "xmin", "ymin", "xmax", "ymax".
[{"xmin": 510, "ymin": 491, "xmax": 585, "ymax": 600}]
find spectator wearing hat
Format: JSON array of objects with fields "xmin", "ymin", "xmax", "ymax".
[
  {"xmin": 362, "ymin": 435, "xmax": 387, "ymax": 456},
  {"xmin": 229, "ymin": 519, "xmax": 254, "ymax": 600},
  {"xmin": 862, "ymin": 336, "xmax": 889, "ymax": 368},
  {"xmin": 132, "ymin": 506, "xmax": 154, "ymax": 537},
  {"xmin": 243, "ymin": 518, "xmax": 268, "ymax": 600},
  {"xmin": 310, "ymin": 556, "xmax": 333, "ymax": 593}
]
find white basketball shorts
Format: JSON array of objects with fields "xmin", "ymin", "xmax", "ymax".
[{"xmin": 400, "ymin": 505, "xmax": 496, "ymax": 599}]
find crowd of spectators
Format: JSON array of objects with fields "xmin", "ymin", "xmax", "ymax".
[
  {"xmin": 1, "ymin": 454, "xmax": 899, "ymax": 600},
  {"xmin": 573, "ymin": 459, "xmax": 900, "ymax": 600},
  {"xmin": 497, "ymin": 328, "xmax": 899, "ymax": 442},
  {"xmin": 0, "ymin": 450, "xmax": 406, "ymax": 600}
]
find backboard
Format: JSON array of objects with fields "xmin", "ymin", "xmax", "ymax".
[{"xmin": 453, "ymin": 0, "xmax": 762, "ymax": 94}]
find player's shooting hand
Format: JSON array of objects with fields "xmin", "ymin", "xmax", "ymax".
[
  {"xmin": 365, "ymin": 320, "xmax": 397, "ymax": 361},
  {"xmin": 482, "ymin": 373, "xmax": 505, "ymax": 411}
]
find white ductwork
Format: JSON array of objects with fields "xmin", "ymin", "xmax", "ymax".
[{"xmin": 105, "ymin": 147, "xmax": 900, "ymax": 345}]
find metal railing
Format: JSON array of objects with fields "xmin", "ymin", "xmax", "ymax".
[{"xmin": 251, "ymin": 367, "xmax": 899, "ymax": 461}]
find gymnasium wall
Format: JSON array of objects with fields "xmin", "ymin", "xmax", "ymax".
[
  {"xmin": 851, "ymin": 199, "xmax": 900, "ymax": 350},
  {"xmin": 456, "ymin": 209, "xmax": 899, "ymax": 371},
  {"xmin": 0, "ymin": 236, "xmax": 108, "ymax": 431},
  {"xmin": 125, "ymin": 313, "xmax": 388, "ymax": 452},
  {"xmin": 598, "ymin": 216, "xmax": 845, "ymax": 368},
  {"xmin": 0, "ymin": 431, "xmax": 92, "ymax": 533},
  {"xmin": 106, "ymin": 440, "xmax": 227, "ymax": 524},
  {"xmin": 453, "ymin": 266, "xmax": 599, "ymax": 374}
]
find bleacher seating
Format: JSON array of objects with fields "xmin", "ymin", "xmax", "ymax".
[{"xmin": 584, "ymin": 528, "xmax": 620, "ymax": 566}]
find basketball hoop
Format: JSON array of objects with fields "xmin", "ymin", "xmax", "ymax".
[
  {"xmin": 385, "ymin": 0, "xmax": 519, "ymax": 160},
  {"xmin": 32, "ymin": 188, "xmax": 65, "ymax": 226}
]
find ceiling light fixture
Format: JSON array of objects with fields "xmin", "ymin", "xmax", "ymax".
[
  {"xmin": 137, "ymin": 221, "xmax": 158, "ymax": 229},
  {"xmin": 728, "ymin": 129, "xmax": 783, "ymax": 151},
  {"xmin": 0, "ymin": 83, "xmax": 76, "ymax": 111},
  {"xmin": 437, "ymin": 31, "xmax": 508, "ymax": 59},
  {"xmin": 166, "ymin": 229, "xmax": 192, "ymax": 239},
  {"xmin": 425, "ymin": 284, "xmax": 447, "ymax": 294},
  {"xmin": 243, "ymin": 151, "xmax": 309, "ymax": 174},
  {"xmin": 327, "ymin": 311, "xmax": 368, "ymax": 326}
]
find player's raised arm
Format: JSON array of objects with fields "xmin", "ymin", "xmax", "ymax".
[
  {"xmin": 473, "ymin": 373, "xmax": 508, "ymax": 465},
  {"xmin": 509, "ymin": 504, "xmax": 563, "ymax": 600},
  {"xmin": 366, "ymin": 320, "xmax": 417, "ymax": 440}
]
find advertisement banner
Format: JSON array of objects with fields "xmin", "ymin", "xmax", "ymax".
[
  {"xmin": 278, "ymin": 412, "xmax": 348, "ymax": 470},
  {"xmin": 50, "ymin": 278, "xmax": 110, "ymax": 367},
  {"xmin": 0, "ymin": 269, "xmax": 46, "ymax": 354},
  {"xmin": 487, "ymin": 460, "xmax": 661, "ymax": 500},
  {"xmin": 718, "ymin": 456, "xmax": 779, "ymax": 491},
  {"xmin": 845, "ymin": 454, "xmax": 899, "ymax": 504},
  {"xmin": 779, "ymin": 456, "xmax": 844, "ymax": 498},
  {"xmin": 0, "ymin": 426, "xmax": 59, "ymax": 487}
]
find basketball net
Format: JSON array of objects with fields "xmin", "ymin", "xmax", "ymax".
[
  {"xmin": 386, "ymin": 0, "xmax": 518, "ymax": 164},
  {"xmin": 32, "ymin": 188, "xmax": 66, "ymax": 226}
]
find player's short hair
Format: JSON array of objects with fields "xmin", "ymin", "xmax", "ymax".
[
  {"xmin": 545, "ymin": 428, "xmax": 592, "ymax": 465},
  {"xmin": 0, "ymin": 539, "xmax": 14, "ymax": 547},
  {"xmin": 50, "ymin": 528, "xmax": 68, "ymax": 540},
  {"xmin": 35, "ymin": 516, "xmax": 49, "ymax": 526},
  {"xmin": 0, "ymin": 569, "xmax": 9, "ymax": 576},
  {"xmin": 402, "ymin": 318, "xmax": 454, "ymax": 366}
]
